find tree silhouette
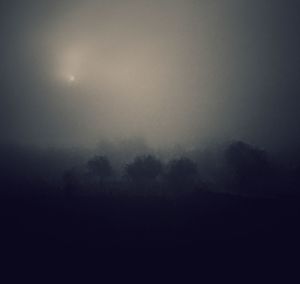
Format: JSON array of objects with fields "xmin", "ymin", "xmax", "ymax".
[
  {"xmin": 125, "ymin": 155, "xmax": 163, "ymax": 181},
  {"xmin": 87, "ymin": 156, "xmax": 113, "ymax": 182},
  {"xmin": 225, "ymin": 141, "xmax": 270, "ymax": 190},
  {"xmin": 166, "ymin": 157, "xmax": 198, "ymax": 187}
]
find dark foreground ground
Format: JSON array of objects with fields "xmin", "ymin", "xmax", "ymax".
[
  {"xmin": 0, "ymin": 188, "xmax": 300, "ymax": 279},
  {"xmin": 1, "ymin": 189, "xmax": 299, "ymax": 247}
]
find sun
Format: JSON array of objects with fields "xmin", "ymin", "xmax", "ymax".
[{"xmin": 68, "ymin": 75, "xmax": 75, "ymax": 82}]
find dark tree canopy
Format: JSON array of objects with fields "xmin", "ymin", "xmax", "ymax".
[
  {"xmin": 166, "ymin": 157, "xmax": 198, "ymax": 183},
  {"xmin": 225, "ymin": 141, "xmax": 270, "ymax": 184},
  {"xmin": 125, "ymin": 155, "xmax": 163, "ymax": 181},
  {"xmin": 87, "ymin": 156, "xmax": 112, "ymax": 180}
]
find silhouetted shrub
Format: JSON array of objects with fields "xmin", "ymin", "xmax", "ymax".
[{"xmin": 125, "ymin": 155, "xmax": 163, "ymax": 181}]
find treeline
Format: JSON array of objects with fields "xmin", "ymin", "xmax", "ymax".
[
  {"xmin": 63, "ymin": 155, "xmax": 200, "ymax": 197},
  {"xmin": 62, "ymin": 140, "xmax": 299, "ymax": 197},
  {"xmin": 1, "ymin": 140, "xmax": 300, "ymax": 197}
]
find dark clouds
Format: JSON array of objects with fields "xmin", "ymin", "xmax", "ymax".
[{"xmin": 0, "ymin": 0, "xmax": 299, "ymax": 151}]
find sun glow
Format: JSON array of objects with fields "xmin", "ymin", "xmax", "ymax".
[{"xmin": 68, "ymin": 75, "xmax": 75, "ymax": 82}]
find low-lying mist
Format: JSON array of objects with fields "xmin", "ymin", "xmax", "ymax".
[{"xmin": 1, "ymin": 139, "xmax": 299, "ymax": 198}]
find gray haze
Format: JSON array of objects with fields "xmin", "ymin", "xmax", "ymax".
[{"xmin": 1, "ymin": 0, "xmax": 300, "ymax": 151}]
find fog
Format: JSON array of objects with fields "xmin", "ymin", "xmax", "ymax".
[{"xmin": 1, "ymin": 0, "xmax": 300, "ymax": 151}]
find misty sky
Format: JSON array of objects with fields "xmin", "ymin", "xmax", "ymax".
[{"xmin": 1, "ymin": 0, "xmax": 300, "ymax": 151}]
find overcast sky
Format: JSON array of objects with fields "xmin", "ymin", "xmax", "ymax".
[{"xmin": 1, "ymin": 0, "xmax": 300, "ymax": 151}]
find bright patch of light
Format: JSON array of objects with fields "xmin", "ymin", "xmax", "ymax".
[{"xmin": 68, "ymin": 75, "xmax": 75, "ymax": 82}]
